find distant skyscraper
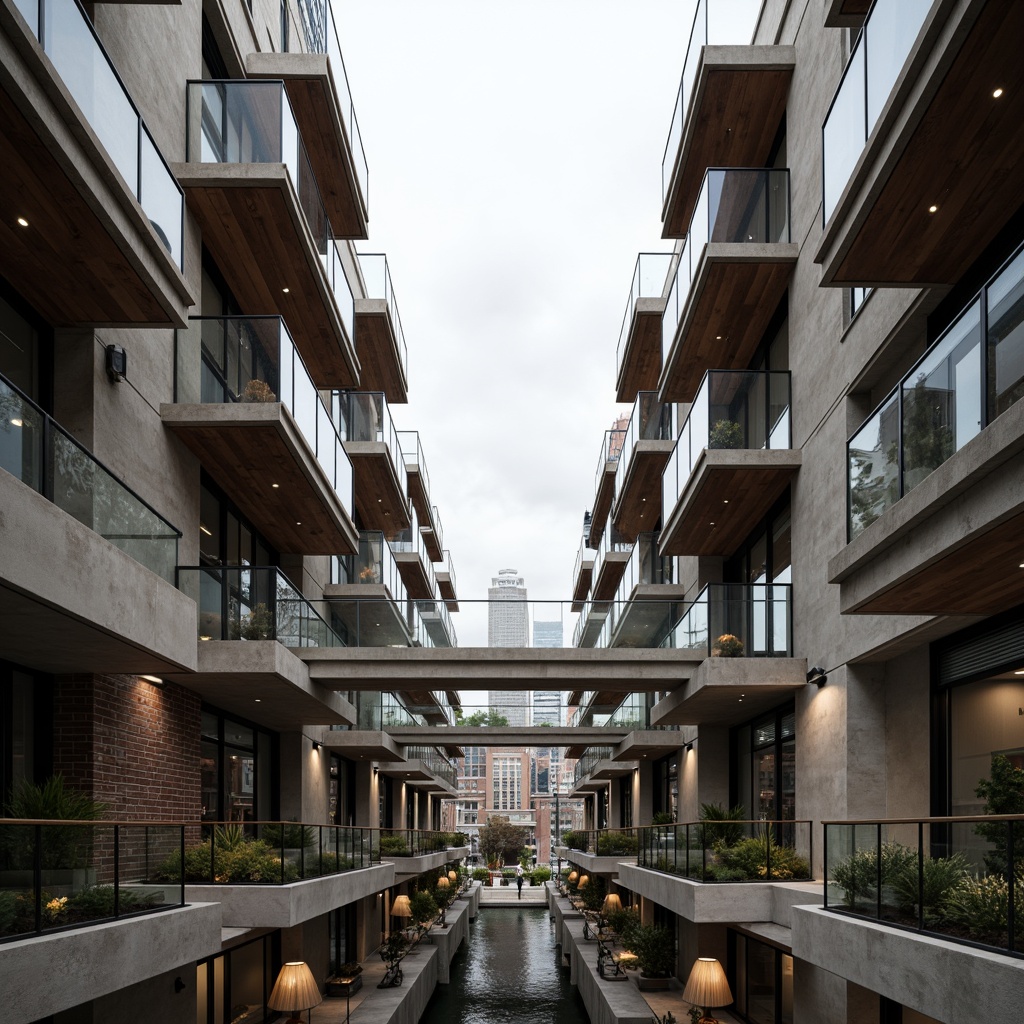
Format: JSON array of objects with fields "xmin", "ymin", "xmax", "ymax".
[
  {"xmin": 532, "ymin": 689, "xmax": 562, "ymax": 726},
  {"xmin": 489, "ymin": 569, "xmax": 529, "ymax": 725},
  {"xmin": 532, "ymin": 620, "xmax": 563, "ymax": 648}
]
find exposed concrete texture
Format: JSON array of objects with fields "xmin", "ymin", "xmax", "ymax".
[
  {"xmin": 617, "ymin": 863, "xmax": 820, "ymax": 927},
  {"xmin": 0, "ymin": 474, "xmax": 198, "ymax": 675},
  {"xmin": 431, "ymin": 900, "xmax": 469, "ymax": 983},
  {"xmin": 387, "ymin": 849, "xmax": 462, "ymax": 876},
  {"xmin": 792, "ymin": 906, "xmax": 1024, "ymax": 1023},
  {"xmin": 164, "ymin": 641, "xmax": 355, "ymax": 730},
  {"xmin": 345, "ymin": 942, "xmax": 439, "ymax": 1024},
  {"xmin": 185, "ymin": 864, "xmax": 394, "ymax": 929},
  {"xmin": 3, "ymin": 902, "xmax": 222, "ymax": 1024},
  {"xmin": 563, "ymin": 852, "xmax": 631, "ymax": 877}
]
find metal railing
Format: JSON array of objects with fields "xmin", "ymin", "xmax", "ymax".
[
  {"xmin": 638, "ymin": 820, "xmax": 812, "ymax": 881},
  {"xmin": 403, "ymin": 747, "xmax": 458, "ymax": 787},
  {"xmin": 663, "ymin": 168, "xmax": 791, "ymax": 368},
  {"xmin": 0, "ymin": 819, "xmax": 184, "ymax": 943},
  {"xmin": 177, "ymin": 565, "xmax": 343, "ymax": 646},
  {"xmin": 397, "ymin": 430, "xmax": 431, "ymax": 499},
  {"xmin": 1, "ymin": 372, "xmax": 179, "ymax": 582},
  {"xmin": 12, "ymin": 0, "xmax": 184, "ymax": 268},
  {"xmin": 824, "ymin": 815, "xmax": 1023, "ymax": 957},
  {"xmin": 613, "ymin": 392, "xmax": 673, "ymax": 504},
  {"xmin": 662, "ymin": 0, "xmax": 764, "ymax": 205},
  {"xmin": 594, "ymin": 429, "xmax": 626, "ymax": 495},
  {"xmin": 334, "ymin": 390, "xmax": 408, "ymax": 500},
  {"xmin": 662, "ymin": 369, "xmax": 792, "ymax": 528}
]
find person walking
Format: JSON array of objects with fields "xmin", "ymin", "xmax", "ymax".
[{"xmin": 516, "ymin": 863, "xmax": 524, "ymax": 899}]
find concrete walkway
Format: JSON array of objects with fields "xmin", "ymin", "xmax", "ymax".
[{"xmin": 478, "ymin": 882, "xmax": 548, "ymax": 906}]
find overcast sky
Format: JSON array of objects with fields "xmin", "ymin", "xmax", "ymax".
[{"xmin": 342, "ymin": 1, "xmax": 694, "ymax": 647}]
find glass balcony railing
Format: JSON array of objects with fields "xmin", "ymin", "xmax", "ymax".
[
  {"xmin": 376, "ymin": 828, "xmax": 459, "ymax": 858},
  {"xmin": 175, "ymin": 316, "xmax": 355, "ymax": 518},
  {"xmin": 186, "ymin": 80, "xmax": 355, "ymax": 344},
  {"xmin": 359, "ymin": 254, "xmax": 408, "ymax": 377},
  {"xmin": 397, "ymin": 430, "xmax": 431, "ymax": 499},
  {"xmin": 660, "ymin": 582, "xmax": 792, "ymax": 657},
  {"xmin": 1, "ymin": 372, "xmax": 179, "ymax": 582},
  {"xmin": 437, "ymin": 549, "xmax": 458, "ymax": 597},
  {"xmin": 331, "ymin": 531, "xmax": 407, "ymax": 599},
  {"xmin": 595, "ymin": 429, "xmax": 626, "ymax": 495},
  {"xmin": 822, "ymin": 0, "xmax": 933, "ymax": 223},
  {"xmin": 847, "ymin": 243, "xmax": 1024, "ymax": 541},
  {"xmin": 418, "ymin": 598, "xmax": 457, "ymax": 648},
  {"xmin": 333, "ymin": 390, "xmax": 407, "ymax": 499},
  {"xmin": 661, "ymin": 0, "xmax": 765, "ymax": 204},
  {"xmin": 404, "ymin": 746, "xmax": 458, "ymax": 787},
  {"xmin": 616, "ymin": 253, "xmax": 675, "ymax": 376},
  {"xmin": 614, "ymin": 391, "xmax": 673, "ymax": 499},
  {"xmin": 0, "ymin": 819, "xmax": 184, "ymax": 943},
  {"xmin": 356, "ymin": 691, "xmax": 426, "ymax": 728},
  {"xmin": 592, "ymin": 516, "xmax": 631, "ymax": 587},
  {"xmin": 290, "ymin": 0, "xmax": 369, "ymax": 210},
  {"xmin": 596, "ymin": 534, "xmax": 675, "ymax": 649},
  {"xmin": 638, "ymin": 820, "xmax": 812, "ymax": 882},
  {"xmin": 178, "ymin": 565, "xmax": 343, "ymax": 646},
  {"xmin": 391, "ymin": 507, "xmax": 437, "ymax": 595},
  {"xmin": 428, "ymin": 504, "xmax": 444, "ymax": 551},
  {"xmin": 13, "ymin": 0, "xmax": 184, "ymax": 269},
  {"xmin": 573, "ymin": 747, "xmax": 614, "ymax": 787},
  {"xmin": 573, "ymin": 536, "xmax": 594, "ymax": 588},
  {"xmin": 573, "ymin": 693, "xmax": 658, "ymax": 731},
  {"xmin": 824, "ymin": 815, "xmax": 1024, "ymax": 956},
  {"xmin": 662, "ymin": 369, "xmax": 792, "ymax": 527},
  {"xmin": 663, "ymin": 169, "xmax": 791, "ymax": 367}
]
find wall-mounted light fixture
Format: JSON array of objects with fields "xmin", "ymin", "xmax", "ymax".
[
  {"xmin": 806, "ymin": 666, "xmax": 828, "ymax": 688},
  {"xmin": 105, "ymin": 343, "xmax": 127, "ymax": 383},
  {"xmin": 684, "ymin": 741, "xmax": 694, "ymax": 753},
  {"xmin": 312, "ymin": 740, "xmax": 321, "ymax": 753}
]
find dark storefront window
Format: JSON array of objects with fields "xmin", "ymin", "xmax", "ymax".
[
  {"xmin": 0, "ymin": 662, "xmax": 52, "ymax": 804},
  {"xmin": 200, "ymin": 708, "xmax": 276, "ymax": 822},
  {"xmin": 653, "ymin": 752, "xmax": 678, "ymax": 822},
  {"xmin": 197, "ymin": 932, "xmax": 278, "ymax": 1024},
  {"xmin": 734, "ymin": 706, "xmax": 795, "ymax": 824},
  {"xmin": 730, "ymin": 931, "xmax": 793, "ymax": 1024}
]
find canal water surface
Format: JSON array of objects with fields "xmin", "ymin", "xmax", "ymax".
[{"xmin": 419, "ymin": 906, "xmax": 590, "ymax": 1024}]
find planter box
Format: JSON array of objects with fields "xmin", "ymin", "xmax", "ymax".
[
  {"xmin": 637, "ymin": 974, "xmax": 672, "ymax": 991},
  {"xmin": 325, "ymin": 975, "xmax": 362, "ymax": 998}
]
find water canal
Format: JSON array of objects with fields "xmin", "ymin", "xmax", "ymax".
[{"xmin": 419, "ymin": 906, "xmax": 590, "ymax": 1024}]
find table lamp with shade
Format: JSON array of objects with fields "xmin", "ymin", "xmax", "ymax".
[
  {"xmin": 601, "ymin": 893, "xmax": 622, "ymax": 916},
  {"xmin": 268, "ymin": 962, "xmax": 322, "ymax": 1024},
  {"xmin": 448, "ymin": 870, "xmax": 458, "ymax": 883},
  {"xmin": 681, "ymin": 957, "xmax": 733, "ymax": 1024}
]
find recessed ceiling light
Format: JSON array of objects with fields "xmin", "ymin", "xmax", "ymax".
[
  {"xmin": 272, "ymin": 483, "xmax": 280, "ymax": 489},
  {"xmin": 199, "ymin": 524, "xmax": 212, "ymax": 536},
  {"xmin": 296, "ymin": 521, "xmax": 302, "ymax": 525},
  {"xmin": 141, "ymin": 675, "xmax": 163, "ymax": 685},
  {"xmin": 255, "ymin": 698, "xmax": 262, "ymax": 702},
  {"xmin": 11, "ymin": 418, "xmax": 23, "ymax": 427},
  {"xmin": 16, "ymin": 217, "xmax": 28, "ymax": 228},
  {"xmin": 199, "ymin": 634, "xmax": 212, "ymax": 641},
  {"xmin": 715, "ymin": 335, "xmax": 722, "ymax": 340},
  {"xmin": 928, "ymin": 204, "xmax": 939, "ymax": 214},
  {"xmin": 1014, "ymin": 670, "xmax": 1024, "ymax": 676},
  {"xmin": 709, "ymin": 522, "xmax": 715, "ymax": 526},
  {"xmin": 993, "ymin": 87, "xmax": 1004, "ymax": 98},
  {"xmin": 282, "ymin": 287, "xmax": 290, "ymax": 293},
  {"xmin": 723, "ymin": 499, "xmax": 729, "ymax": 504}
]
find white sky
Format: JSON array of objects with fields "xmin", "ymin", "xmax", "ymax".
[{"xmin": 341, "ymin": 1, "xmax": 695, "ymax": 646}]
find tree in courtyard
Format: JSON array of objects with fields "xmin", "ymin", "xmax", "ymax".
[
  {"xmin": 454, "ymin": 708, "xmax": 510, "ymax": 727},
  {"xmin": 478, "ymin": 815, "xmax": 528, "ymax": 868}
]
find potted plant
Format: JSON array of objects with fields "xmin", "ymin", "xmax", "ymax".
[
  {"xmin": 711, "ymin": 633, "xmax": 744, "ymax": 657},
  {"xmin": 240, "ymin": 379, "xmax": 276, "ymax": 403},
  {"xmin": 708, "ymin": 419, "xmax": 744, "ymax": 449},
  {"xmin": 325, "ymin": 963, "xmax": 362, "ymax": 997},
  {"xmin": 629, "ymin": 923, "xmax": 676, "ymax": 990}
]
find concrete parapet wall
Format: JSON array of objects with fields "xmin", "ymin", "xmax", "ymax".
[
  {"xmin": 432, "ymin": 901, "xmax": 469, "ymax": 983},
  {"xmin": 351, "ymin": 944, "xmax": 439, "ymax": 1024}
]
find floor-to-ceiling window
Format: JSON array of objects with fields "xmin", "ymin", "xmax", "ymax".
[
  {"xmin": 196, "ymin": 932, "xmax": 278, "ymax": 1024},
  {"xmin": 200, "ymin": 707, "xmax": 276, "ymax": 823},
  {"xmin": 0, "ymin": 661, "xmax": 52, "ymax": 803},
  {"xmin": 733, "ymin": 705, "xmax": 796, "ymax": 825},
  {"xmin": 730, "ymin": 931, "xmax": 793, "ymax": 1024}
]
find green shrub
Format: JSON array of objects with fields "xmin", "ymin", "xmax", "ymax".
[
  {"xmin": 560, "ymin": 830, "xmax": 586, "ymax": 852},
  {"xmin": 379, "ymin": 835, "xmax": 411, "ymax": 857},
  {"xmin": 698, "ymin": 803, "xmax": 746, "ymax": 848},
  {"xmin": 974, "ymin": 754, "xmax": 1024, "ymax": 878},
  {"xmin": 596, "ymin": 833, "xmax": 638, "ymax": 855},
  {"xmin": 890, "ymin": 853, "xmax": 970, "ymax": 920},
  {"xmin": 716, "ymin": 830, "xmax": 810, "ymax": 880},
  {"xmin": 708, "ymin": 419, "xmax": 744, "ymax": 449},
  {"xmin": 530, "ymin": 866, "xmax": 551, "ymax": 883},
  {"xmin": 472, "ymin": 867, "xmax": 490, "ymax": 881},
  {"xmin": 66, "ymin": 885, "xmax": 163, "ymax": 920},
  {"xmin": 830, "ymin": 841, "xmax": 917, "ymax": 907},
  {"xmin": 943, "ymin": 871, "xmax": 1023, "ymax": 940},
  {"xmin": 580, "ymin": 874, "xmax": 607, "ymax": 911},
  {"xmin": 629, "ymin": 923, "xmax": 675, "ymax": 977},
  {"xmin": 409, "ymin": 889, "xmax": 438, "ymax": 926},
  {"xmin": 651, "ymin": 812, "xmax": 675, "ymax": 826},
  {"xmin": 606, "ymin": 905, "xmax": 639, "ymax": 942},
  {"xmin": 151, "ymin": 837, "xmax": 296, "ymax": 884},
  {"xmin": 261, "ymin": 823, "xmax": 316, "ymax": 848}
]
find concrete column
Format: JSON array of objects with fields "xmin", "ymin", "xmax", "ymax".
[
  {"xmin": 354, "ymin": 761, "xmax": 378, "ymax": 827},
  {"xmin": 793, "ymin": 960, "xmax": 849, "ymax": 1024},
  {"xmin": 636, "ymin": 761, "xmax": 655, "ymax": 824},
  {"xmin": 279, "ymin": 733, "xmax": 329, "ymax": 822}
]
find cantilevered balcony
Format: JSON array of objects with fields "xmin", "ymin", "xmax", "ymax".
[
  {"xmin": 831, "ymin": 247, "xmax": 1024, "ymax": 614},
  {"xmin": 327, "ymin": 530, "xmax": 410, "ymax": 646},
  {"xmin": 573, "ymin": 600, "xmax": 610, "ymax": 649},
  {"xmin": 178, "ymin": 80, "xmax": 359, "ymax": 387},
  {"xmin": 397, "ymin": 430, "xmax": 434, "ymax": 528},
  {"xmin": 660, "ymin": 168, "xmax": 796, "ymax": 402},
  {"xmin": 336, "ymin": 391, "xmax": 410, "ymax": 533},
  {"xmin": 355, "ymin": 254, "xmax": 409, "ymax": 402},
  {"xmin": 0, "ymin": 0, "xmax": 191, "ymax": 325},
  {"xmin": 818, "ymin": 0, "xmax": 1024, "ymax": 287},
  {"xmin": 421, "ymin": 504, "xmax": 444, "ymax": 563},
  {"xmin": 595, "ymin": 533, "xmax": 684, "ymax": 650},
  {"xmin": 653, "ymin": 583, "xmax": 805, "ymax": 726},
  {"xmin": 588, "ymin": 428, "xmax": 625, "ymax": 549},
  {"xmin": 391, "ymin": 506, "xmax": 437, "ymax": 600},
  {"xmin": 661, "ymin": 0, "xmax": 795, "ymax": 238},
  {"xmin": 0, "ymin": 374, "xmax": 194, "ymax": 675},
  {"xmin": 435, "ymin": 549, "xmax": 459, "ymax": 610},
  {"xmin": 246, "ymin": 0, "xmax": 368, "ymax": 237},
  {"xmin": 612, "ymin": 392, "xmax": 674, "ymax": 539},
  {"xmin": 615, "ymin": 254, "xmax": 674, "ymax": 402},
  {"xmin": 591, "ymin": 517, "xmax": 631, "ymax": 602},
  {"xmin": 660, "ymin": 370, "xmax": 799, "ymax": 556},
  {"xmin": 823, "ymin": 0, "xmax": 871, "ymax": 28},
  {"xmin": 165, "ymin": 316, "xmax": 357, "ymax": 556},
  {"xmin": 571, "ymin": 535, "xmax": 595, "ymax": 613}
]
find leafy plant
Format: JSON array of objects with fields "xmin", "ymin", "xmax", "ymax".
[
  {"xmin": 232, "ymin": 603, "xmax": 274, "ymax": 641},
  {"xmin": 711, "ymin": 633, "xmax": 744, "ymax": 657},
  {"xmin": 409, "ymin": 889, "xmax": 438, "ymax": 927},
  {"xmin": 628, "ymin": 924, "xmax": 675, "ymax": 977},
  {"xmin": 651, "ymin": 812, "xmax": 675, "ymax": 826},
  {"xmin": 560, "ymin": 830, "xmax": 587, "ymax": 852},
  {"xmin": 708, "ymin": 419, "xmax": 744, "ymax": 449},
  {"xmin": 580, "ymin": 874, "xmax": 608, "ymax": 911},
  {"xmin": 698, "ymin": 803, "xmax": 747, "ymax": 848},
  {"xmin": 240, "ymin": 379, "xmax": 276, "ymax": 403},
  {"xmin": 890, "ymin": 852, "xmax": 970, "ymax": 921},
  {"xmin": 830, "ymin": 841, "xmax": 917, "ymax": 907},
  {"xmin": 261, "ymin": 822, "xmax": 316, "ymax": 848},
  {"xmin": 974, "ymin": 754, "xmax": 1024, "ymax": 878},
  {"xmin": 606, "ymin": 905, "xmax": 640, "ymax": 942},
  {"xmin": 943, "ymin": 870, "xmax": 1023, "ymax": 940},
  {"xmin": 478, "ymin": 815, "xmax": 528, "ymax": 865},
  {"xmin": 379, "ymin": 931, "xmax": 409, "ymax": 970},
  {"xmin": 530, "ymin": 866, "xmax": 551, "ymax": 883},
  {"xmin": 472, "ymin": 867, "xmax": 490, "ymax": 882},
  {"xmin": 715, "ymin": 829, "xmax": 809, "ymax": 880},
  {"xmin": 379, "ymin": 835, "xmax": 411, "ymax": 857},
  {"xmin": 597, "ymin": 832, "xmax": 638, "ymax": 855}
]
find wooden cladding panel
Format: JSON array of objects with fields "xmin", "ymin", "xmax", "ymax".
[
  {"xmin": 660, "ymin": 254, "xmax": 796, "ymax": 402},
  {"xmin": 616, "ymin": 308, "xmax": 665, "ymax": 402},
  {"xmin": 613, "ymin": 445, "xmax": 673, "ymax": 539},
  {"xmin": 0, "ymin": 88, "xmax": 176, "ymax": 326},
  {"xmin": 832, "ymin": 0, "xmax": 1024, "ymax": 285},
  {"xmin": 589, "ymin": 467, "xmax": 617, "ymax": 549},
  {"xmin": 662, "ymin": 462, "xmax": 798, "ymax": 556},
  {"xmin": 854, "ymin": 510, "xmax": 1024, "ymax": 615},
  {"xmin": 348, "ymin": 446, "xmax": 410, "ymax": 534},
  {"xmin": 165, "ymin": 415, "xmax": 354, "ymax": 554},
  {"xmin": 592, "ymin": 553, "xmax": 631, "ymax": 601},
  {"xmin": 355, "ymin": 305, "xmax": 408, "ymax": 403},
  {"xmin": 663, "ymin": 65, "xmax": 793, "ymax": 238},
  {"xmin": 394, "ymin": 552, "xmax": 433, "ymax": 599},
  {"xmin": 183, "ymin": 178, "xmax": 358, "ymax": 388}
]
